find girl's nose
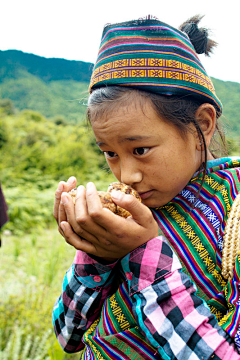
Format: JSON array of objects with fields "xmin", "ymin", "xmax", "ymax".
[{"xmin": 120, "ymin": 162, "xmax": 142, "ymax": 186}]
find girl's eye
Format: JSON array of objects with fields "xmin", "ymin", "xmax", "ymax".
[
  {"xmin": 104, "ymin": 151, "xmax": 118, "ymax": 158},
  {"xmin": 133, "ymin": 147, "xmax": 150, "ymax": 156}
]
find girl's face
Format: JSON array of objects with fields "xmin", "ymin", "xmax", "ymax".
[{"xmin": 91, "ymin": 97, "xmax": 203, "ymax": 208}]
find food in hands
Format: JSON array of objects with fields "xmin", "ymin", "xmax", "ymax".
[{"xmin": 68, "ymin": 182, "xmax": 141, "ymax": 218}]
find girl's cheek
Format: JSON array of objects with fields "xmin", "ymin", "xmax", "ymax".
[{"xmin": 109, "ymin": 163, "xmax": 121, "ymax": 180}]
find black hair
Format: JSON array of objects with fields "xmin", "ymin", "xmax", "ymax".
[{"xmin": 179, "ymin": 14, "xmax": 218, "ymax": 56}]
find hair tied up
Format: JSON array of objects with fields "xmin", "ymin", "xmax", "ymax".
[{"xmin": 179, "ymin": 15, "xmax": 217, "ymax": 56}]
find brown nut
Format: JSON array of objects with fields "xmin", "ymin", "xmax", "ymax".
[
  {"xmin": 107, "ymin": 182, "xmax": 141, "ymax": 201},
  {"xmin": 68, "ymin": 183, "xmax": 141, "ymax": 218},
  {"xmin": 97, "ymin": 191, "xmax": 117, "ymax": 213},
  {"xmin": 107, "ymin": 182, "xmax": 142, "ymax": 217}
]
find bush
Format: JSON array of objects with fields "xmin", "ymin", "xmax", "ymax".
[
  {"xmin": 0, "ymin": 324, "xmax": 52, "ymax": 360},
  {"xmin": 0, "ymin": 108, "xmax": 115, "ymax": 234},
  {"xmin": 0, "ymin": 116, "xmax": 8, "ymax": 148},
  {"xmin": 3, "ymin": 185, "xmax": 56, "ymax": 235},
  {"xmin": 0, "ymin": 229, "xmax": 81, "ymax": 360},
  {"xmin": 0, "ymin": 98, "xmax": 15, "ymax": 115}
]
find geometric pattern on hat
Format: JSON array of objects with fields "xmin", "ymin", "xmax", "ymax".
[{"xmin": 89, "ymin": 18, "xmax": 222, "ymax": 114}]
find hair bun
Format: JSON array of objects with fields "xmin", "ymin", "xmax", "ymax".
[{"xmin": 179, "ymin": 15, "xmax": 217, "ymax": 56}]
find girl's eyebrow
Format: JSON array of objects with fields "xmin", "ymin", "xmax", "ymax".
[
  {"xmin": 119, "ymin": 135, "xmax": 152, "ymax": 143},
  {"xmin": 96, "ymin": 135, "xmax": 152, "ymax": 147}
]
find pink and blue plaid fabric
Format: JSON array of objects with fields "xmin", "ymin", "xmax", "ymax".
[{"xmin": 53, "ymin": 237, "xmax": 240, "ymax": 359}]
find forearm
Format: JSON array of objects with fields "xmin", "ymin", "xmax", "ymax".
[
  {"xmin": 121, "ymin": 237, "xmax": 240, "ymax": 360},
  {"xmin": 53, "ymin": 250, "xmax": 118, "ymax": 353},
  {"xmin": 133, "ymin": 270, "xmax": 239, "ymax": 359}
]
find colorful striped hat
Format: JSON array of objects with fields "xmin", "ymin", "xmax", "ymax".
[{"xmin": 89, "ymin": 17, "xmax": 222, "ymax": 114}]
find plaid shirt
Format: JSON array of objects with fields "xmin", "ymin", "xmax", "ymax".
[{"xmin": 53, "ymin": 236, "xmax": 240, "ymax": 359}]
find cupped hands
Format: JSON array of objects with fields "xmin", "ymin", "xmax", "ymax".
[{"xmin": 53, "ymin": 178, "xmax": 159, "ymax": 260}]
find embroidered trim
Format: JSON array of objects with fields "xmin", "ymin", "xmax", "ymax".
[
  {"xmin": 90, "ymin": 57, "xmax": 215, "ymax": 93},
  {"xmin": 165, "ymin": 204, "xmax": 226, "ymax": 288}
]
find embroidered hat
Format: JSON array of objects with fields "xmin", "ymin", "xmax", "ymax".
[{"xmin": 89, "ymin": 17, "xmax": 222, "ymax": 114}]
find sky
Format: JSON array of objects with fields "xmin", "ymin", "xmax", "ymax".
[{"xmin": 1, "ymin": 0, "xmax": 240, "ymax": 83}]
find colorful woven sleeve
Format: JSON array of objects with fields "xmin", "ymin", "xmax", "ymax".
[
  {"xmin": 121, "ymin": 237, "xmax": 240, "ymax": 360},
  {"xmin": 218, "ymin": 253, "xmax": 240, "ymax": 348},
  {"xmin": 52, "ymin": 250, "xmax": 118, "ymax": 353}
]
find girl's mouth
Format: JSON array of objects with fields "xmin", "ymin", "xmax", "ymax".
[{"xmin": 139, "ymin": 190, "xmax": 154, "ymax": 200}]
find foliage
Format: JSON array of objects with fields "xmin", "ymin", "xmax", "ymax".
[
  {"xmin": 212, "ymin": 78, "xmax": 240, "ymax": 139},
  {"xmin": 0, "ymin": 98, "xmax": 15, "ymax": 115},
  {"xmin": 0, "ymin": 326, "xmax": 52, "ymax": 360},
  {"xmin": 0, "ymin": 71, "xmax": 89, "ymax": 123},
  {"xmin": 0, "ymin": 107, "xmax": 115, "ymax": 235},
  {"xmin": 0, "ymin": 101, "xmax": 114, "ymax": 358},
  {"xmin": 0, "ymin": 115, "xmax": 8, "ymax": 148},
  {"xmin": 0, "ymin": 229, "xmax": 81, "ymax": 360},
  {"xmin": 3, "ymin": 185, "xmax": 56, "ymax": 235}
]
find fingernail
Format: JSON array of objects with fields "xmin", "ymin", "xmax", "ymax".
[
  {"xmin": 111, "ymin": 190, "xmax": 122, "ymax": 199},
  {"xmin": 77, "ymin": 185, "xmax": 84, "ymax": 195},
  {"xmin": 61, "ymin": 194, "xmax": 68, "ymax": 205},
  {"xmin": 68, "ymin": 176, "xmax": 76, "ymax": 185},
  {"xmin": 57, "ymin": 183, "xmax": 64, "ymax": 192},
  {"xmin": 61, "ymin": 222, "xmax": 66, "ymax": 232},
  {"xmin": 86, "ymin": 182, "xmax": 94, "ymax": 192}
]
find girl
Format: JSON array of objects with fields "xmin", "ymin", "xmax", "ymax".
[{"xmin": 52, "ymin": 15, "xmax": 240, "ymax": 359}]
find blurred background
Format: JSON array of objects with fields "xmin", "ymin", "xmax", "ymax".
[{"xmin": 0, "ymin": 0, "xmax": 240, "ymax": 359}]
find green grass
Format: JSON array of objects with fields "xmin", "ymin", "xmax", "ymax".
[{"xmin": 0, "ymin": 227, "xmax": 81, "ymax": 360}]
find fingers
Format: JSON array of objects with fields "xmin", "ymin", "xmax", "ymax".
[
  {"xmin": 53, "ymin": 177, "xmax": 77, "ymax": 222},
  {"xmin": 110, "ymin": 190, "xmax": 151, "ymax": 223},
  {"xmin": 75, "ymin": 185, "xmax": 88, "ymax": 219},
  {"xmin": 84, "ymin": 182, "xmax": 141, "ymax": 233},
  {"xmin": 61, "ymin": 189, "xmax": 106, "ymax": 244},
  {"xmin": 60, "ymin": 221, "xmax": 96, "ymax": 253},
  {"xmin": 58, "ymin": 195, "xmax": 69, "ymax": 224},
  {"xmin": 58, "ymin": 182, "xmax": 156, "ymax": 253},
  {"xmin": 60, "ymin": 222, "xmax": 118, "ymax": 261},
  {"xmin": 85, "ymin": 182, "xmax": 104, "ymax": 218},
  {"xmin": 84, "ymin": 182, "xmax": 122, "ymax": 233},
  {"xmin": 53, "ymin": 181, "xmax": 65, "ymax": 221},
  {"xmin": 74, "ymin": 185, "xmax": 100, "ymax": 236}
]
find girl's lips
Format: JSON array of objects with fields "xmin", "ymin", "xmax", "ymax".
[{"xmin": 139, "ymin": 190, "xmax": 154, "ymax": 200}]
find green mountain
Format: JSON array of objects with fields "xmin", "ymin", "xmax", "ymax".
[
  {"xmin": 0, "ymin": 50, "xmax": 93, "ymax": 123},
  {"xmin": 0, "ymin": 49, "xmax": 240, "ymax": 137},
  {"xmin": 0, "ymin": 49, "xmax": 93, "ymax": 82},
  {"xmin": 211, "ymin": 78, "xmax": 240, "ymax": 137}
]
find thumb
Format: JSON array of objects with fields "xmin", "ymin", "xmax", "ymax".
[{"xmin": 110, "ymin": 190, "xmax": 148, "ymax": 221}]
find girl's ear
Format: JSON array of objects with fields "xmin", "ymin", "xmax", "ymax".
[{"xmin": 195, "ymin": 103, "xmax": 216, "ymax": 151}]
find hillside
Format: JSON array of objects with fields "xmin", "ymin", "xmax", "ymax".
[
  {"xmin": 211, "ymin": 78, "xmax": 240, "ymax": 137},
  {"xmin": 0, "ymin": 49, "xmax": 93, "ymax": 82},
  {"xmin": 0, "ymin": 50, "xmax": 93, "ymax": 123},
  {"xmin": 0, "ymin": 72, "xmax": 89, "ymax": 123},
  {"xmin": 0, "ymin": 50, "xmax": 240, "ymax": 135}
]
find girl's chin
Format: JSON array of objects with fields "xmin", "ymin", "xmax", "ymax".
[
  {"xmin": 142, "ymin": 194, "xmax": 170, "ymax": 208},
  {"xmin": 142, "ymin": 198, "xmax": 160, "ymax": 208}
]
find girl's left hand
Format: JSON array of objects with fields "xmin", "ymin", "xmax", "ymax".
[{"xmin": 59, "ymin": 182, "xmax": 159, "ymax": 260}]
